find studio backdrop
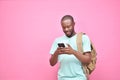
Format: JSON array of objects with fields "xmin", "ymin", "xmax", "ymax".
[{"xmin": 0, "ymin": 0, "xmax": 120, "ymax": 80}]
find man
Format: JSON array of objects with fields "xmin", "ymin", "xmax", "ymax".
[{"xmin": 49, "ymin": 15, "xmax": 92, "ymax": 80}]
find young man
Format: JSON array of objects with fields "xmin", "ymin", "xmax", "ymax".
[{"xmin": 49, "ymin": 15, "xmax": 92, "ymax": 80}]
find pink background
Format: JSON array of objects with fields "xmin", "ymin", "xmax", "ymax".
[{"xmin": 0, "ymin": 0, "xmax": 120, "ymax": 80}]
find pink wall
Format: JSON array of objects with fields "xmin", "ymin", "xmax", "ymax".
[{"xmin": 0, "ymin": 0, "xmax": 120, "ymax": 80}]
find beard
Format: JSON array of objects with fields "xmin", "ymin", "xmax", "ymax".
[{"xmin": 65, "ymin": 30, "xmax": 74, "ymax": 38}]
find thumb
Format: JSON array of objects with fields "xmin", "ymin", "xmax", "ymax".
[{"xmin": 67, "ymin": 44, "xmax": 71, "ymax": 47}]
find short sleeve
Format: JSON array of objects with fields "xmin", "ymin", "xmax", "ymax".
[
  {"xmin": 82, "ymin": 35, "xmax": 91, "ymax": 52},
  {"xmin": 49, "ymin": 39, "xmax": 58, "ymax": 54}
]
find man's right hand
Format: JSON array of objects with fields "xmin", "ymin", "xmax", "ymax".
[{"xmin": 56, "ymin": 47, "xmax": 65, "ymax": 55}]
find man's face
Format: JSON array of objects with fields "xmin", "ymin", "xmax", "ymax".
[{"xmin": 61, "ymin": 19, "xmax": 75, "ymax": 37}]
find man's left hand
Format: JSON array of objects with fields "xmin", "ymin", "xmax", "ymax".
[{"xmin": 61, "ymin": 44, "xmax": 75, "ymax": 54}]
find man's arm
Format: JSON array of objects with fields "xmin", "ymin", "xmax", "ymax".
[
  {"xmin": 49, "ymin": 51, "xmax": 59, "ymax": 66},
  {"xmin": 60, "ymin": 45, "xmax": 91, "ymax": 64},
  {"xmin": 49, "ymin": 47, "xmax": 65, "ymax": 66},
  {"xmin": 73, "ymin": 51, "xmax": 91, "ymax": 64}
]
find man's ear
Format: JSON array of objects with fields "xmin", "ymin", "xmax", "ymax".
[{"xmin": 72, "ymin": 22, "xmax": 75, "ymax": 26}]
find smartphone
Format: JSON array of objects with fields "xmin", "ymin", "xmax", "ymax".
[{"xmin": 58, "ymin": 43, "xmax": 65, "ymax": 47}]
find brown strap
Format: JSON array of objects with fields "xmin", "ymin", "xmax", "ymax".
[
  {"xmin": 76, "ymin": 32, "xmax": 83, "ymax": 53},
  {"xmin": 76, "ymin": 32, "xmax": 90, "ymax": 79}
]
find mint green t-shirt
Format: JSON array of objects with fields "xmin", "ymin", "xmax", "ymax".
[{"xmin": 50, "ymin": 34, "xmax": 91, "ymax": 80}]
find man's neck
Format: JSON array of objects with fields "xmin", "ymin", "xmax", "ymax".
[{"xmin": 67, "ymin": 32, "xmax": 76, "ymax": 38}]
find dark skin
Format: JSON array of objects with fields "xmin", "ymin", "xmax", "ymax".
[{"xmin": 49, "ymin": 19, "xmax": 91, "ymax": 66}]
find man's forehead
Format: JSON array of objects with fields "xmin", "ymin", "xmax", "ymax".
[{"xmin": 62, "ymin": 19, "xmax": 72, "ymax": 23}]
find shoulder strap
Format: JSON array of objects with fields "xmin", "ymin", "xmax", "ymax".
[{"xmin": 76, "ymin": 32, "xmax": 83, "ymax": 53}]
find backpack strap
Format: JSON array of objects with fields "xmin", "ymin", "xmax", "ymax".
[
  {"xmin": 76, "ymin": 32, "xmax": 90, "ymax": 80},
  {"xmin": 76, "ymin": 32, "xmax": 84, "ymax": 53}
]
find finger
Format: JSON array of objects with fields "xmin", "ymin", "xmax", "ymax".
[
  {"xmin": 67, "ymin": 44, "xmax": 71, "ymax": 47},
  {"xmin": 59, "ymin": 48, "xmax": 65, "ymax": 53},
  {"xmin": 57, "ymin": 47, "xmax": 63, "ymax": 50},
  {"xmin": 62, "ymin": 48, "xmax": 69, "ymax": 53}
]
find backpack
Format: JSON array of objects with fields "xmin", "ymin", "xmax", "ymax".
[{"xmin": 76, "ymin": 32, "xmax": 97, "ymax": 75}]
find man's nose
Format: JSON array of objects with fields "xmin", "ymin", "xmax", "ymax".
[{"xmin": 64, "ymin": 28, "xmax": 69, "ymax": 31}]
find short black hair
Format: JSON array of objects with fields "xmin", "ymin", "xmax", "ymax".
[{"xmin": 61, "ymin": 15, "xmax": 74, "ymax": 23}]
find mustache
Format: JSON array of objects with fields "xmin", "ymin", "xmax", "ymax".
[{"xmin": 64, "ymin": 31, "xmax": 71, "ymax": 33}]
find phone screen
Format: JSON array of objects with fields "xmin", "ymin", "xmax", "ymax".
[{"xmin": 58, "ymin": 43, "xmax": 65, "ymax": 47}]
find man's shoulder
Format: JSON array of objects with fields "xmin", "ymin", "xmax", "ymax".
[
  {"xmin": 81, "ymin": 34, "xmax": 91, "ymax": 43},
  {"xmin": 82, "ymin": 34, "xmax": 89, "ymax": 39}
]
